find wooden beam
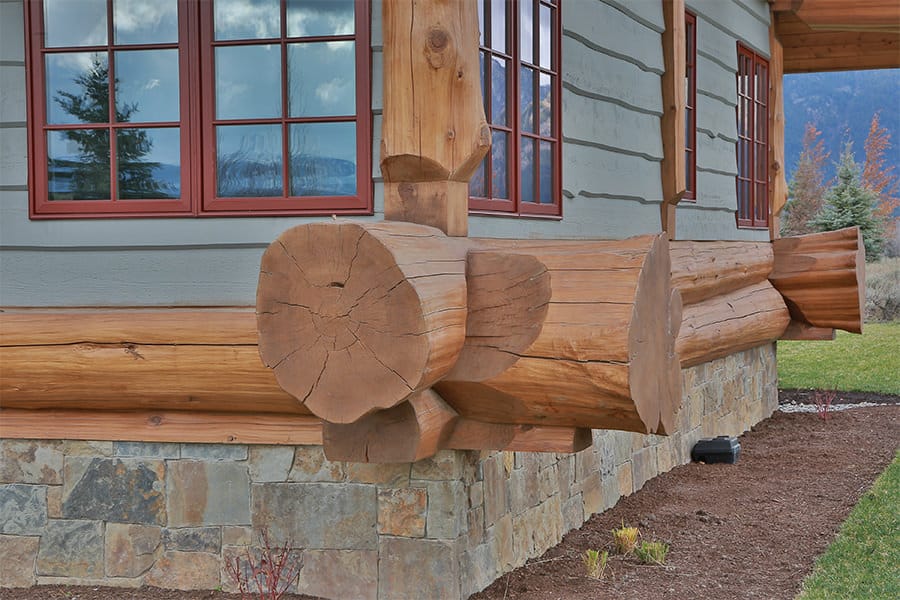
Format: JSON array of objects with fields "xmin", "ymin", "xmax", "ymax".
[
  {"xmin": 670, "ymin": 241, "xmax": 774, "ymax": 305},
  {"xmin": 794, "ymin": 0, "xmax": 900, "ymax": 32},
  {"xmin": 380, "ymin": 0, "xmax": 490, "ymax": 236},
  {"xmin": 446, "ymin": 420, "xmax": 592, "ymax": 453},
  {"xmin": 769, "ymin": 14, "xmax": 788, "ymax": 239},
  {"xmin": 0, "ymin": 409, "xmax": 323, "ymax": 445},
  {"xmin": 659, "ymin": 0, "xmax": 687, "ymax": 239}
]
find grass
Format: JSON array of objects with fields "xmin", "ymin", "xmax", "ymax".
[
  {"xmin": 777, "ymin": 322, "xmax": 900, "ymax": 394},
  {"xmin": 796, "ymin": 452, "xmax": 900, "ymax": 600}
]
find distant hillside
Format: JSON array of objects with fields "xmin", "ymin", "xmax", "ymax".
[{"xmin": 784, "ymin": 69, "xmax": 900, "ymax": 184}]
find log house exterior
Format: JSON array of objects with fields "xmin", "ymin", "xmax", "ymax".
[{"xmin": 0, "ymin": 0, "xmax": 892, "ymax": 596}]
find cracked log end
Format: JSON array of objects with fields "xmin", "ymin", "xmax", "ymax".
[{"xmin": 256, "ymin": 222, "xmax": 467, "ymax": 424}]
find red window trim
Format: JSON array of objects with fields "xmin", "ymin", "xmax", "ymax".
[
  {"xmin": 683, "ymin": 10, "xmax": 697, "ymax": 201},
  {"xmin": 735, "ymin": 43, "xmax": 769, "ymax": 229},
  {"xmin": 470, "ymin": 0, "xmax": 562, "ymax": 218},
  {"xmin": 25, "ymin": 0, "xmax": 371, "ymax": 219}
]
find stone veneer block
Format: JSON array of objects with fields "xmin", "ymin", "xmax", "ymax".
[
  {"xmin": 46, "ymin": 486, "xmax": 62, "ymax": 518},
  {"xmin": 631, "ymin": 447, "xmax": 658, "ymax": 492},
  {"xmin": 105, "ymin": 523, "xmax": 161, "ymax": 577},
  {"xmin": 0, "ymin": 535, "xmax": 39, "ymax": 587},
  {"xmin": 145, "ymin": 551, "xmax": 221, "ymax": 590},
  {"xmin": 424, "ymin": 480, "xmax": 467, "ymax": 539},
  {"xmin": 63, "ymin": 441, "xmax": 114, "ymax": 456},
  {"xmin": 345, "ymin": 462, "xmax": 410, "ymax": 486},
  {"xmin": 377, "ymin": 487, "xmax": 426, "ymax": 537},
  {"xmin": 249, "ymin": 447, "xmax": 294, "ymax": 482},
  {"xmin": 617, "ymin": 462, "xmax": 634, "ymax": 497},
  {"xmin": 252, "ymin": 483, "xmax": 376, "ymax": 549},
  {"xmin": 36, "ymin": 520, "xmax": 103, "ymax": 577},
  {"xmin": 482, "ymin": 454, "xmax": 508, "ymax": 527},
  {"xmin": 411, "ymin": 451, "xmax": 468, "ymax": 480},
  {"xmin": 0, "ymin": 440, "xmax": 63, "ymax": 484},
  {"xmin": 167, "ymin": 461, "xmax": 250, "ymax": 527},
  {"xmin": 62, "ymin": 458, "xmax": 165, "ymax": 525},
  {"xmin": 163, "ymin": 527, "xmax": 221, "ymax": 553},
  {"xmin": 297, "ymin": 549, "xmax": 377, "ymax": 600},
  {"xmin": 114, "ymin": 442, "xmax": 180, "ymax": 459},
  {"xmin": 0, "ymin": 484, "xmax": 47, "ymax": 534},
  {"xmin": 222, "ymin": 525, "xmax": 253, "ymax": 546},
  {"xmin": 379, "ymin": 537, "xmax": 461, "ymax": 600},
  {"xmin": 181, "ymin": 444, "xmax": 248, "ymax": 461},
  {"xmin": 288, "ymin": 446, "xmax": 346, "ymax": 482}
]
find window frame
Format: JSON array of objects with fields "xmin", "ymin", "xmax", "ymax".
[
  {"xmin": 25, "ymin": 0, "xmax": 372, "ymax": 219},
  {"xmin": 683, "ymin": 10, "xmax": 697, "ymax": 201},
  {"xmin": 735, "ymin": 43, "xmax": 769, "ymax": 229},
  {"xmin": 469, "ymin": 0, "xmax": 562, "ymax": 218}
]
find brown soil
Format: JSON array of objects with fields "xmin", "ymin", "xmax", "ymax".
[{"xmin": 3, "ymin": 393, "xmax": 898, "ymax": 600}]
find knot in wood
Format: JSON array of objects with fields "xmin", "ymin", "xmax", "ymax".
[{"xmin": 425, "ymin": 26, "xmax": 451, "ymax": 68}]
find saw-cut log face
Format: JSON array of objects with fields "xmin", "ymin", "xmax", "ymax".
[{"xmin": 256, "ymin": 222, "xmax": 467, "ymax": 424}]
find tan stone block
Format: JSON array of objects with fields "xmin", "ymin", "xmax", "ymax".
[
  {"xmin": 502, "ymin": 451, "xmax": 515, "ymax": 475},
  {"xmin": 701, "ymin": 413, "xmax": 717, "ymax": 438},
  {"xmin": 62, "ymin": 441, "xmax": 114, "ymax": 456},
  {"xmin": 411, "ymin": 451, "xmax": 466, "ymax": 480},
  {"xmin": 105, "ymin": 523, "xmax": 161, "ymax": 578},
  {"xmin": 298, "ymin": 549, "xmax": 377, "ymax": 600},
  {"xmin": 581, "ymin": 473, "xmax": 603, "ymax": 516},
  {"xmin": 377, "ymin": 537, "xmax": 460, "ymax": 600},
  {"xmin": 468, "ymin": 480, "xmax": 484, "ymax": 509},
  {"xmin": 493, "ymin": 514, "xmax": 514, "ymax": 570},
  {"xmin": 617, "ymin": 463, "xmax": 633, "ymax": 497},
  {"xmin": 689, "ymin": 389, "xmax": 705, "ymax": 428},
  {"xmin": 288, "ymin": 446, "xmax": 345, "ymax": 482},
  {"xmin": 377, "ymin": 487, "xmax": 426, "ymax": 537},
  {"xmin": 656, "ymin": 438, "xmax": 676, "ymax": 475},
  {"xmin": 345, "ymin": 462, "xmax": 409, "ymax": 486},
  {"xmin": 482, "ymin": 455, "xmax": 508, "ymax": 527},
  {"xmin": 222, "ymin": 526, "xmax": 252, "ymax": 547},
  {"xmin": 0, "ymin": 535, "xmax": 38, "ymax": 587},
  {"xmin": 632, "ymin": 448, "xmax": 658, "ymax": 492},
  {"xmin": 145, "ymin": 551, "xmax": 220, "ymax": 590},
  {"xmin": 0, "ymin": 441, "xmax": 63, "ymax": 484},
  {"xmin": 466, "ymin": 506, "xmax": 485, "ymax": 547},
  {"xmin": 46, "ymin": 486, "xmax": 62, "ymax": 518},
  {"xmin": 600, "ymin": 474, "xmax": 619, "ymax": 512}
]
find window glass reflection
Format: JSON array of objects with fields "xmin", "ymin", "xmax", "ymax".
[
  {"xmin": 539, "ymin": 140, "xmax": 552, "ymax": 203},
  {"xmin": 288, "ymin": 41, "xmax": 355, "ymax": 117},
  {"xmin": 491, "ymin": 131, "xmax": 508, "ymax": 199},
  {"xmin": 519, "ymin": 66, "xmax": 534, "ymax": 133},
  {"xmin": 470, "ymin": 156, "xmax": 487, "ymax": 198},
  {"xmin": 289, "ymin": 122, "xmax": 356, "ymax": 196},
  {"xmin": 491, "ymin": 57, "xmax": 508, "ymax": 125},
  {"xmin": 216, "ymin": 45, "xmax": 282, "ymax": 119},
  {"xmin": 217, "ymin": 124, "xmax": 283, "ymax": 196},
  {"xmin": 539, "ymin": 4, "xmax": 551, "ymax": 68},
  {"xmin": 47, "ymin": 129, "xmax": 110, "ymax": 200},
  {"xmin": 520, "ymin": 0, "xmax": 533, "ymax": 63},
  {"xmin": 215, "ymin": 0, "xmax": 280, "ymax": 40},
  {"xmin": 520, "ymin": 137, "xmax": 535, "ymax": 202},
  {"xmin": 117, "ymin": 127, "xmax": 180, "ymax": 199},
  {"xmin": 114, "ymin": 0, "xmax": 178, "ymax": 45},
  {"xmin": 287, "ymin": 0, "xmax": 354, "ymax": 37},
  {"xmin": 44, "ymin": 0, "xmax": 107, "ymax": 48},
  {"xmin": 115, "ymin": 50, "xmax": 180, "ymax": 123},
  {"xmin": 491, "ymin": 0, "xmax": 506, "ymax": 53},
  {"xmin": 538, "ymin": 72, "xmax": 551, "ymax": 136},
  {"xmin": 46, "ymin": 53, "xmax": 109, "ymax": 125}
]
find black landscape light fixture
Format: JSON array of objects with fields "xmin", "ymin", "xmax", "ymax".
[{"xmin": 691, "ymin": 436, "xmax": 741, "ymax": 464}]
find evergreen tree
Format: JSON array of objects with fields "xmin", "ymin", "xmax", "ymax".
[
  {"xmin": 812, "ymin": 143, "xmax": 885, "ymax": 261},
  {"xmin": 53, "ymin": 58, "xmax": 162, "ymax": 199},
  {"xmin": 782, "ymin": 123, "xmax": 829, "ymax": 236}
]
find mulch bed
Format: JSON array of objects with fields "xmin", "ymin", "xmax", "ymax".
[{"xmin": 2, "ymin": 392, "xmax": 897, "ymax": 600}]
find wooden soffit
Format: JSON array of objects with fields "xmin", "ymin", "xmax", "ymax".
[{"xmin": 771, "ymin": 1, "xmax": 900, "ymax": 73}]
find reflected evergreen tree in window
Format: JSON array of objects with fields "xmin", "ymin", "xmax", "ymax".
[{"xmin": 52, "ymin": 58, "xmax": 170, "ymax": 199}]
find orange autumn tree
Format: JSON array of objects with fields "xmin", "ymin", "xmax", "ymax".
[
  {"xmin": 782, "ymin": 123, "xmax": 829, "ymax": 236},
  {"xmin": 862, "ymin": 112, "xmax": 899, "ymax": 244}
]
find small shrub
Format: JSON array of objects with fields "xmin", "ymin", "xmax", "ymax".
[
  {"xmin": 225, "ymin": 529, "xmax": 302, "ymax": 600},
  {"xmin": 611, "ymin": 523, "xmax": 640, "ymax": 555},
  {"xmin": 635, "ymin": 540, "xmax": 670, "ymax": 565},
  {"xmin": 813, "ymin": 390, "xmax": 836, "ymax": 421},
  {"xmin": 865, "ymin": 259, "xmax": 900, "ymax": 322},
  {"xmin": 581, "ymin": 548, "xmax": 609, "ymax": 580}
]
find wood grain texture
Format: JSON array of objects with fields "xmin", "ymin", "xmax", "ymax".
[
  {"xmin": 769, "ymin": 17, "xmax": 788, "ymax": 239},
  {"xmin": 0, "ymin": 409, "xmax": 323, "ymax": 445},
  {"xmin": 446, "ymin": 420, "xmax": 592, "ymax": 453},
  {"xmin": 256, "ymin": 221, "xmax": 467, "ymax": 424},
  {"xmin": 670, "ymin": 241, "xmax": 774, "ymax": 305},
  {"xmin": 322, "ymin": 389, "xmax": 458, "ymax": 462},
  {"xmin": 770, "ymin": 227, "xmax": 865, "ymax": 333},
  {"xmin": 659, "ymin": 0, "xmax": 686, "ymax": 238}
]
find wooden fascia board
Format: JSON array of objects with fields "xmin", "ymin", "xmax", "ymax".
[
  {"xmin": 659, "ymin": 0, "xmax": 687, "ymax": 239},
  {"xmin": 771, "ymin": 0, "xmax": 900, "ymax": 32}
]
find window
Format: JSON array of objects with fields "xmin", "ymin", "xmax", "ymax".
[
  {"xmin": 470, "ymin": 0, "xmax": 561, "ymax": 216},
  {"xmin": 26, "ymin": 0, "xmax": 370, "ymax": 218},
  {"xmin": 684, "ymin": 10, "xmax": 696, "ymax": 201},
  {"xmin": 736, "ymin": 44, "xmax": 768, "ymax": 228}
]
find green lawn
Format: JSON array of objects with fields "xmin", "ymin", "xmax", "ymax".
[
  {"xmin": 777, "ymin": 322, "xmax": 900, "ymax": 394},
  {"xmin": 796, "ymin": 452, "xmax": 900, "ymax": 600}
]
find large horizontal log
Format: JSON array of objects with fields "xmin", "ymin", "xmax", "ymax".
[
  {"xmin": 676, "ymin": 280, "xmax": 791, "ymax": 367},
  {"xmin": 0, "ymin": 409, "xmax": 322, "ymax": 445},
  {"xmin": 257, "ymin": 221, "xmax": 468, "ymax": 424},
  {"xmin": 446, "ymin": 420, "xmax": 592, "ymax": 453},
  {"xmin": 770, "ymin": 227, "xmax": 865, "ymax": 333},
  {"xmin": 670, "ymin": 241, "xmax": 774, "ymax": 305}
]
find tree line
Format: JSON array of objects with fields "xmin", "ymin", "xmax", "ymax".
[{"xmin": 781, "ymin": 113, "xmax": 899, "ymax": 261}]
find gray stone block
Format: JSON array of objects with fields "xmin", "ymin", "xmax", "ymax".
[
  {"xmin": 288, "ymin": 447, "xmax": 346, "ymax": 482},
  {"xmin": 114, "ymin": 442, "xmax": 180, "ymax": 458},
  {"xmin": 378, "ymin": 537, "xmax": 461, "ymax": 600},
  {"xmin": 163, "ymin": 527, "xmax": 221, "ymax": 553},
  {"xmin": 105, "ymin": 523, "xmax": 161, "ymax": 578},
  {"xmin": 167, "ymin": 461, "xmax": 250, "ymax": 527},
  {"xmin": 249, "ymin": 447, "xmax": 294, "ymax": 482},
  {"xmin": 181, "ymin": 444, "xmax": 248, "ymax": 461},
  {"xmin": 0, "ymin": 535, "xmax": 39, "ymax": 587},
  {"xmin": 0, "ymin": 484, "xmax": 47, "ymax": 534},
  {"xmin": 481, "ymin": 455, "xmax": 508, "ymax": 527},
  {"xmin": 424, "ymin": 480, "xmax": 467, "ymax": 539},
  {"xmin": 252, "ymin": 483, "xmax": 376, "ymax": 550},
  {"xmin": 0, "ymin": 440, "xmax": 63, "ymax": 484},
  {"xmin": 36, "ymin": 520, "xmax": 103, "ymax": 577},
  {"xmin": 62, "ymin": 458, "xmax": 166, "ymax": 525},
  {"xmin": 297, "ymin": 549, "xmax": 377, "ymax": 600}
]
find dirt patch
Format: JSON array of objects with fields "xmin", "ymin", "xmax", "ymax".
[{"xmin": 2, "ymin": 395, "xmax": 897, "ymax": 600}]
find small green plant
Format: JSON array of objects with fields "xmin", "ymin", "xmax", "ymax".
[
  {"xmin": 635, "ymin": 540, "xmax": 670, "ymax": 565},
  {"xmin": 611, "ymin": 522, "xmax": 640, "ymax": 555},
  {"xmin": 581, "ymin": 548, "xmax": 609, "ymax": 580}
]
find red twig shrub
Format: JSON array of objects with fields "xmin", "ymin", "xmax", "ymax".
[
  {"xmin": 225, "ymin": 529, "xmax": 302, "ymax": 600},
  {"xmin": 813, "ymin": 390, "xmax": 836, "ymax": 421}
]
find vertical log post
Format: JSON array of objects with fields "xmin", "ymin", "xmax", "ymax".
[
  {"xmin": 381, "ymin": 0, "xmax": 490, "ymax": 236},
  {"xmin": 659, "ymin": 0, "xmax": 686, "ymax": 238},
  {"xmin": 768, "ymin": 12, "xmax": 788, "ymax": 239}
]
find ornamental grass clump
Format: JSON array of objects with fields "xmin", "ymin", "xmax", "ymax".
[
  {"xmin": 611, "ymin": 523, "xmax": 640, "ymax": 555},
  {"xmin": 635, "ymin": 540, "xmax": 670, "ymax": 565},
  {"xmin": 581, "ymin": 548, "xmax": 610, "ymax": 580}
]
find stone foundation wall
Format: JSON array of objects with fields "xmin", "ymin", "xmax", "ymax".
[{"xmin": 0, "ymin": 345, "xmax": 777, "ymax": 597}]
